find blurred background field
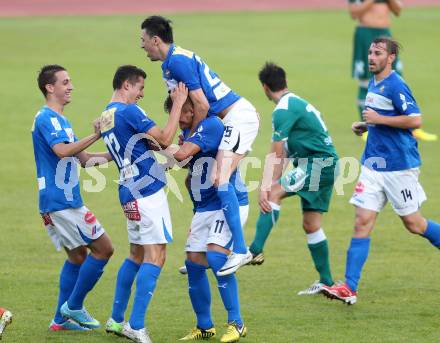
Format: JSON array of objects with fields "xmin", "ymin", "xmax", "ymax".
[{"xmin": 1, "ymin": 5, "xmax": 440, "ymax": 343}]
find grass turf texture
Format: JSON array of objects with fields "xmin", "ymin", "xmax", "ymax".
[{"xmin": 1, "ymin": 8, "xmax": 440, "ymax": 343}]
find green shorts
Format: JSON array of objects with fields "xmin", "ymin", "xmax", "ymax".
[
  {"xmin": 352, "ymin": 26, "xmax": 403, "ymax": 80},
  {"xmin": 280, "ymin": 160, "xmax": 338, "ymax": 213}
]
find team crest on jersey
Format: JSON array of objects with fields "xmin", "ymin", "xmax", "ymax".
[
  {"xmin": 122, "ymin": 200, "xmax": 141, "ymax": 221},
  {"xmin": 84, "ymin": 211, "xmax": 97, "ymax": 224},
  {"xmin": 354, "ymin": 181, "xmax": 365, "ymax": 194},
  {"xmin": 379, "ymin": 85, "xmax": 385, "ymax": 93}
]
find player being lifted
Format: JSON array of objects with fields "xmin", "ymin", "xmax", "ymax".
[
  {"xmin": 140, "ymin": 15, "xmax": 260, "ymax": 275},
  {"xmin": 101, "ymin": 65, "xmax": 187, "ymax": 343},
  {"xmin": 32, "ymin": 65, "xmax": 114, "ymax": 331},
  {"xmin": 164, "ymin": 96, "xmax": 249, "ymax": 342},
  {"xmin": 322, "ymin": 38, "xmax": 440, "ymax": 304},
  {"xmin": 248, "ymin": 63, "xmax": 338, "ymax": 295}
]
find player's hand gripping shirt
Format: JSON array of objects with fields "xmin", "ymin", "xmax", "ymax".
[
  {"xmin": 162, "ymin": 44, "xmax": 240, "ymax": 116},
  {"xmin": 362, "ymin": 71, "xmax": 421, "ymax": 171},
  {"xmin": 100, "ymin": 102, "xmax": 166, "ymax": 205},
  {"xmin": 184, "ymin": 117, "xmax": 248, "ymax": 212},
  {"xmin": 272, "ymin": 93, "xmax": 338, "ymax": 165},
  {"xmin": 32, "ymin": 106, "xmax": 83, "ymax": 213}
]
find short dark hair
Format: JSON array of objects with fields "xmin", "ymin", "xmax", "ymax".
[
  {"xmin": 164, "ymin": 95, "xmax": 173, "ymax": 113},
  {"xmin": 164, "ymin": 94, "xmax": 192, "ymax": 114},
  {"xmin": 258, "ymin": 62, "xmax": 287, "ymax": 92},
  {"xmin": 37, "ymin": 64, "xmax": 66, "ymax": 97},
  {"xmin": 372, "ymin": 37, "xmax": 401, "ymax": 56},
  {"xmin": 141, "ymin": 16, "xmax": 173, "ymax": 44},
  {"xmin": 113, "ymin": 65, "xmax": 147, "ymax": 90}
]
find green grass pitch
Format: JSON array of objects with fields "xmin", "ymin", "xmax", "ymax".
[{"xmin": 1, "ymin": 7, "xmax": 440, "ymax": 343}]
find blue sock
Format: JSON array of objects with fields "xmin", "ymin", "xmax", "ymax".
[
  {"xmin": 129, "ymin": 263, "xmax": 161, "ymax": 330},
  {"xmin": 423, "ymin": 220, "xmax": 440, "ymax": 248},
  {"xmin": 111, "ymin": 258, "xmax": 141, "ymax": 323},
  {"xmin": 217, "ymin": 183, "xmax": 246, "ymax": 254},
  {"xmin": 345, "ymin": 237, "xmax": 371, "ymax": 292},
  {"xmin": 206, "ymin": 251, "xmax": 242, "ymax": 325},
  {"xmin": 67, "ymin": 255, "xmax": 108, "ymax": 310},
  {"xmin": 185, "ymin": 260, "xmax": 213, "ymax": 330},
  {"xmin": 54, "ymin": 260, "xmax": 81, "ymax": 324}
]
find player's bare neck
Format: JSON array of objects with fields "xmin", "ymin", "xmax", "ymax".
[
  {"xmin": 111, "ymin": 91, "xmax": 129, "ymax": 104},
  {"xmin": 273, "ymin": 89, "xmax": 290, "ymax": 104},
  {"xmin": 46, "ymin": 100, "xmax": 64, "ymax": 115},
  {"xmin": 374, "ymin": 68, "xmax": 392, "ymax": 83},
  {"xmin": 159, "ymin": 43, "xmax": 171, "ymax": 61}
]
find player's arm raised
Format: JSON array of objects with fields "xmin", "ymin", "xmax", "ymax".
[
  {"xmin": 188, "ymin": 89, "xmax": 210, "ymax": 134},
  {"xmin": 146, "ymin": 83, "xmax": 188, "ymax": 148},
  {"xmin": 348, "ymin": 0, "xmax": 375, "ymax": 19},
  {"xmin": 387, "ymin": 0, "xmax": 402, "ymax": 16}
]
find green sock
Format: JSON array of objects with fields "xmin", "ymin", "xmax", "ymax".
[
  {"xmin": 308, "ymin": 240, "xmax": 333, "ymax": 286},
  {"xmin": 357, "ymin": 85, "xmax": 368, "ymax": 121},
  {"xmin": 249, "ymin": 206, "xmax": 280, "ymax": 255}
]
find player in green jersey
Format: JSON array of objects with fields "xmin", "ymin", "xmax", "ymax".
[{"xmin": 248, "ymin": 62, "xmax": 338, "ymax": 295}]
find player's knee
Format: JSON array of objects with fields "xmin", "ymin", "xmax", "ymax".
[
  {"xmin": 102, "ymin": 244, "xmax": 114, "ymax": 259},
  {"xmin": 353, "ymin": 213, "xmax": 374, "ymax": 237},
  {"xmin": 402, "ymin": 216, "xmax": 426, "ymax": 235},
  {"xmin": 68, "ymin": 247, "xmax": 88, "ymax": 264},
  {"xmin": 302, "ymin": 219, "xmax": 320, "ymax": 233},
  {"xmin": 91, "ymin": 235, "xmax": 114, "ymax": 260}
]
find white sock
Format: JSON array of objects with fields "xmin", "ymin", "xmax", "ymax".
[{"xmin": 306, "ymin": 228, "xmax": 326, "ymax": 245}]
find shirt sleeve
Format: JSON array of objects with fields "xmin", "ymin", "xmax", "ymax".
[
  {"xmin": 187, "ymin": 119, "xmax": 223, "ymax": 152},
  {"xmin": 272, "ymin": 108, "xmax": 298, "ymax": 142},
  {"xmin": 126, "ymin": 105, "xmax": 157, "ymax": 133},
  {"xmin": 168, "ymin": 55, "xmax": 201, "ymax": 91},
  {"xmin": 36, "ymin": 115, "xmax": 70, "ymax": 147},
  {"xmin": 391, "ymin": 82, "xmax": 421, "ymax": 116}
]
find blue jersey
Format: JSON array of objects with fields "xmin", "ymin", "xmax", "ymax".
[
  {"xmin": 362, "ymin": 71, "xmax": 421, "ymax": 171},
  {"xmin": 100, "ymin": 102, "xmax": 166, "ymax": 205},
  {"xmin": 162, "ymin": 44, "xmax": 241, "ymax": 116},
  {"xmin": 32, "ymin": 106, "xmax": 83, "ymax": 213},
  {"xmin": 184, "ymin": 117, "xmax": 248, "ymax": 212}
]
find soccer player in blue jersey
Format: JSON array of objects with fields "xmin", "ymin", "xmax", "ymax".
[
  {"xmin": 140, "ymin": 16, "xmax": 260, "ymax": 276},
  {"xmin": 101, "ymin": 65, "xmax": 188, "ymax": 343},
  {"xmin": 322, "ymin": 38, "xmax": 440, "ymax": 304},
  {"xmin": 31, "ymin": 65, "xmax": 114, "ymax": 331},
  {"xmin": 164, "ymin": 96, "xmax": 248, "ymax": 342}
]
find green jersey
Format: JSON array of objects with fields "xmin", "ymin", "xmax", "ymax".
[{"xmin": 272, "ymin": 92, "xmax": 338, "ymax": 163}]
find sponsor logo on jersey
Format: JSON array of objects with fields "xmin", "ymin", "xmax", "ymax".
[
  {"xmin": 122, "ymin": 200, "xmax": 141, "ymax": 221},
  {"xmin": 355, "ymin": 181, "xmax": 365, "ymax": 194},
  {"xmin": 84, "ymin": 211, "xmax": 97, "ymax": 224}
]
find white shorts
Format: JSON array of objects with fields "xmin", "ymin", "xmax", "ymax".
[
  {"xmin": 218, "ymin": 98, "xmax": 260, "ymax": 155},
  {"xmin": 185, "ymin": 205, "xmax": 249, "ymax": 252},
  {"xmin": 123, "ymin": 188, "xmax": 173, "ymax": 245},
  {"xmin": 42, "ymin": 206, "xmax": 105, "ymax": 251},
  {"xmin": 349, "ymin": 166, "xmax": 426, "ymax": 216}
]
